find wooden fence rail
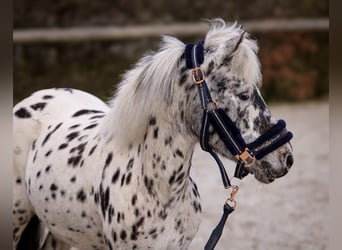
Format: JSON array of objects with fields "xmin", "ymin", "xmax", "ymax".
[{"xmin": 13, "ymin": 18, "xmax": 329, "ymax": 44}]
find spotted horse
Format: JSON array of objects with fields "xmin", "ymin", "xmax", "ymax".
[{"xmin": 13, "ymin": 19, "xmax": 294, "ymax": 250}]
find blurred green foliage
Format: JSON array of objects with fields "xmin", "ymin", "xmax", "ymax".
[{"xmin": 13, "ymin": 0, "xmax": 328, "ymax": 104}]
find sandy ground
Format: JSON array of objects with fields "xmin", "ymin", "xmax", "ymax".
[{"xmin": 188, "ymin": 101, "xmax": 329, "ymax": 250}]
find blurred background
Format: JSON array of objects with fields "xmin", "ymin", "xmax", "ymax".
[
  {"xmin": 13, "ymin": 1, "xmax": 329, "ymax": 250},
  {"xmin": 13, "ymin": 0, "xmax": 328, "ymax": 104}
]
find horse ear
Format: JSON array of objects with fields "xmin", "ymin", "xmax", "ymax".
[
  {"xmin": 224, "ymin": 30, "xmax": 246, "ymax": 57},
  {"xmin": 232, "ymin": 30, "xmax": 246, "ymax": 53}
]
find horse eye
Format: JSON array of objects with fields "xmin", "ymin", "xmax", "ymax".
[{"xmin": 237, "ymin": 93, "xmax": 250, "ymax": 101}]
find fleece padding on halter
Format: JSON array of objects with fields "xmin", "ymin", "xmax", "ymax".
[
  {"xmin": 247, "ymin": 119, "xmax": 293, "ymax": 160},
  {"xmin": 185, "ymin": 40, "xmax": 204, "ymax": 68},
  {"xmin": 185, "ymin": 40, "xmax": 293, "ymax": 184}
]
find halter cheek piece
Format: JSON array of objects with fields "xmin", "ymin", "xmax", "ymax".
[
  {"xmin": 185, "ymin": 41, "xmax": 293, "ymax": 250},
  {"xmin": 185, "ymin": 40, "xmax": 293, "ymax": 188}
]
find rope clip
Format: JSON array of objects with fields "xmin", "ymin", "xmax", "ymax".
[{"xmin": 225, "ymin": 185, "xmax": 239, "ymax": 209}]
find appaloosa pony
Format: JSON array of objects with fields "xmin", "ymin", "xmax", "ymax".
[{"xmin": 13, "ymin": 19, "xmax": 293, "ymax": 250}]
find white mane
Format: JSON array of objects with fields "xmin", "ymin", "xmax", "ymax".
[
  {"xmin": 104, "ymin": 35, "xmax": 185, "ymax": 146},
  {"xmin": 103, "ymin": 19, "xmax": 262, "ymax": 147}
]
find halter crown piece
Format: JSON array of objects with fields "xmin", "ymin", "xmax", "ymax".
[{"xmin": 185, "ymin": 41, "xmax": 293, "ymax": 250}]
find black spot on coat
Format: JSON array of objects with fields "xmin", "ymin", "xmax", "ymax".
[
  {"xmin": 69, "ymin": 124, "xmax": 80, "ymax": 130},
  {"xmin": 89, "ymin": 145, "xmax": 97, "ymax": 156},
  {"xmin": 42, "ymin": 123, "xmax": 63, "ymax": 146},
  {"xmin": 153, "ymin": 127, "xmax": 159, "ymax": 139},
  {"xmin": 100, "ymin": 185, "xmax": 110, "ymax": 218},
  {"xmin": 50, "ymin": 183, "xmax": 58, "ymax": 191},
  {"xmin": 104, "ymin": 153, "xmax": 113, "ymax": 168},
  {"xmin": 149, "ymin": 116, "xmax": 156, "ymax": 125},
  {"xmin": 58, "ymin": 143, "xmax": 68, "ymax": 150},
  {"xmin": 45, "ymin": 165, "xmax": 51, "ymax": 172},
  {"xmin": 90, "ymin": 115, "xmax": 105, "ymax": 120},
  {"xmin": 72, "ymin": 109, "xmax": 103, "ymax": 117},
  {"xmin": 126, "ymin": 158, "xmax": 134, "ymax": 171},
  {"xmin": 125, "ymin": 172, "xmax": 132, "ymax": 185},
  {"xmin": 84, "ymin": 124, "xmax": 98, "ymax": 130},
  {"xmin": 42, "ymin": 95, "xmax": 53, "ymax": 99},
  {"xmin": 120, "ymin": 230, "xmax": 127, "ymax": 240},
  {"xmin": 111, "ymin": 169, "xmax": 120, "ymax": 184},
  {"xmin": 131, "ymin": 194, "xmax": 137, "ymax": 206},
  {"xmin": 30, "ymin": 102, "xmax": 47, "ymax": 111},
  {"xmin": 164, "ymin": 136, "xmax": 172, "ymax": 146},
  {"xmin": 45, "ymin": 150, "xmax": 52, "ymax": 157},
  {"xmin": 175, "ymin": 149, "xmax": 184, "ymax": 158},
  {"xmin": 76, "ymin": 189, "xmax": 87, "ymax": 202},
  {"xmin": 14, "ymin": 108, "xmax": 31, "ymax": 118},
  {"xmin": 31, "ymin": 139, "xmax": 36, "ymax": 150},
  {"xmin": 66, "ymin": 132, "xmax": 79, "ymax": 142},
  {"xmin": 68, "ymin": 155, "xmax": 82, "ymax": 167}
]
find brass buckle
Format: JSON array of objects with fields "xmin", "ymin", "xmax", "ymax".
[
  {"xmin": 192, "ymin": 67, "xmax": 205, "ymax": 84},
  {"xmin": 235, "ymin": 148, "xmax": 256, "ymax": 167}
]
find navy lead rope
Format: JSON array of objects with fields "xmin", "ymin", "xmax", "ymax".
[
  {"xmin": 204, "ymin": 203, "xmax": 234, "ymax": 250},
  {"xmin": 185, "ymin": 41, "xmax": 293, "ymax": 250}
]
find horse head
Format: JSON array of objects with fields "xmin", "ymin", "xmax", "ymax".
[{"xmin": 180, "ymin": 19, "xmax": 294, "ymax": 184}]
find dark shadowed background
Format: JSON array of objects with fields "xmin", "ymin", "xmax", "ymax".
[{"xmin": 13, "ymin": 0, "xmax": 328, "ymax": 104}]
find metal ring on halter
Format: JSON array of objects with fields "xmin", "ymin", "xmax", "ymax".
[
  {"xmin": 211, "ymin": 99, "xmax": 219, "ymax": 108},
  {"xmin": 205, "ymin": 99, "xmax": 219, "ymax": 111},
  {"xmin": 192, "ymin": 67, "xmax": 205, "ymax": 84}
]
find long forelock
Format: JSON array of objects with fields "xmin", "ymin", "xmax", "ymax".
[
  {"xmin": 205, "ymin": 19, "xmax": 262, "ymax": 88},
  {"xmin": 105, "ymin": 36, "xmax": 185, "ymax": 146}
]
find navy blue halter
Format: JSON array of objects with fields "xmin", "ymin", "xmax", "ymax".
[
  {"xmin": 185, "ymin": 40, "xmax": 293, "ymax": 188},
  {"xmin": 185, "ymin": 41, "xmax": 293, "ymax": 250}
]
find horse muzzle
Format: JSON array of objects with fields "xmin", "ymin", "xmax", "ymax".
[{"xmin": 248, "ymin": 143, "xmax": 294, "ymax": 183}]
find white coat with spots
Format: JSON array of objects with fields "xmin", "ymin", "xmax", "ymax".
[{"xmin": 13, "ymin": 19, "xmax": 293, "ymax": 250}]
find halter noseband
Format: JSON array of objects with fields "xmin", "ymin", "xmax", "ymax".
[{"xmin": 185, "ymin": 41, "xmax": 293, "ymax": 188}]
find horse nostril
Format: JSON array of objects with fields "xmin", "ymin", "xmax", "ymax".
[{"xmin": 285, "ymin": 154, "xmax": 294, "ymax": 168}]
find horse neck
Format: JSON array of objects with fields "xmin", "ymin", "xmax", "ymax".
[
  {"xmin": 101, "ymin": 40, "xmax": 198, "ymax": 203},
  {"xmin": 136, "ymin": 111, "xmax": 197, "ymax": 204}
]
